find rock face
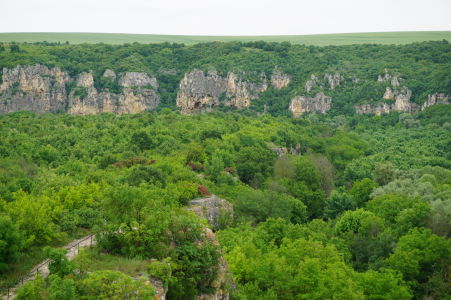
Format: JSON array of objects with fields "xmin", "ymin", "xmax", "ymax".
[
  {"xmin": 196, "ymin": 228, "xmax": 230, "ymax": 300},
  {"xmin": 356, "ymin": 69, "xmax": 413, "ymax": 115},
  {"xmin": 68, "ymin": 70, "xmax": 160, "ymax": 115},
  {"xmin": 383, "ymin": 87, "xmax": 395, "ymax": 100},
  {"xmin": 271, "ymin": 67, "xmax": 291, "ymax": 89},
  {"xmin": 149, "ymin": 278, "xmax": 168, "ymax": 300},
  {"xmin": 354, "ymin": 69, "xmax": 449, "ymax": 115},
  {"xmin": 0, "ymin": 64, "xmax": 70, "ymax": 114},
  {"xmin": 289, "ymin": 92, "xmax": 332, "ymax": 117},
  {"xmin": 354, "ymin": 102, "xmax": 392, "ymax": 116},
  {"xmin": 187, "ymin": 195, "xmax": 232, "ymax": 300},
  {"xmin": 0, "ymin": 64, "xmax": 160, "ymax": 115},
  {"xmin": 422, "ymin": 93, "xmax": 449, "ymax": 110},
  {"xmin": 118, "ymin": 72, "xmax": 158, "ymax": 89},
  {"xmin": 324, "ymin": 73, "xmax": 343, "ymax": 89},
  {"xmin": 355, "ymin": 86, "xmax": 418, "ymax": 115},
  {"xmin": 188, "ymin": 195, "xmax": 233, "ymax": 229},
  {"xmin": 305, "ymin": 74, "xmax": 319, "ymax": 93},
  {"xmin": 176, "ymin": 69, "xmax": 267, "ymax": 114}
]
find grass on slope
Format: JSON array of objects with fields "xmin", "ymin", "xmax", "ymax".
[{"xmin": 0, "ymin": 31, "xmax": 450, "ymax": 45}]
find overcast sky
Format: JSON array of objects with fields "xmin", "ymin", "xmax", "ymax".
[{"xmin": 1, "ymin": 0, "xmax": 450, "ymax": 35}]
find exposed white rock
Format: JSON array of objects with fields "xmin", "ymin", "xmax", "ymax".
[
  {"xmin": 324, "ymin": 73, "xmax": 343, "ymax": 89},
  {"xmin": 176, "ymin": 69, "xmax": 267, "ymax": 114},
  {"xmin": 271, "ymin": 67, "xmax": 291, "ymax": 89},
  {"xmin": 102, "ymin": 69, "xmax": 116, "ymax": 79},
  {"xmin": 383, "ymin": 87, "xmax": 394, "ymax": 100},
  {"xmin": 118, "ymin": 72, "xmax": 158, "ymax": 89},
  {"xmin": 76, "ymin": 72, "xmax": 94, "ymax": 88},
  {"xmin": 289, "ymin": 92, "xmax": 332, "ymax": 117},
  {"xmin": 305, "ymin": 74, "xmax": 318, "ymax": 93},
  {"xmin": 422, "ymin": 93, "xmax": 449, "ymax": 110}
]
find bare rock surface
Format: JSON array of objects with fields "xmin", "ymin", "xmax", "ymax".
[
  {"xmin": 176, "ymin": 69, "xmax": 267, "ymax": 114},
  {"xmin": 271, "ymin": 67, "xmax": 291, "ymax": 89},
  {"xmin": 0, "ymin": 64, "xmax": 159, "ymax": 115},
  {"xmin": 289, "ymin": 92, "xmax": 332, "ymax": 117},
  {"xmin": 187, "ymin": 195, "xmax": 234, "ymax": 229}
]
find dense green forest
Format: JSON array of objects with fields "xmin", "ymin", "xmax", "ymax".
[
  {"xmin": 0, "ymin": 40, "xmax": 450, "ymax": 115},
  {"xmin": 0, "ymin": 39, "xmax": 450, "ymax": 299},
  {"xmin": 0, "ymin": 104, "xmax": 449, "ymax": 299}
]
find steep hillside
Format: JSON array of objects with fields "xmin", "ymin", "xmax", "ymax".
[{"xmin": 0, "ymin": 40, "xmax": 450, "ymax": 117}]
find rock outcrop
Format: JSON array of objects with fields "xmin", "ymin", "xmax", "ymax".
[
  {"xmin": 187, "ymin": 195, "xmax": 232, "ymax": 300},
  {"xmin": 0, "ymin": 64, "xmax": 70, "ymax": 114},
  {"xmin": 355, "ymin": 86, "xmax": 418, "ymax": 115},
  {"xmin": 324, "ymin": 73, "xmax": 343, "ymax": 89},
  {"xmin": 271, "ymin": 67, "xmax": 291, "ymax": 89},
  {"xmin": 187, "ymin": 195, "xmax": 233, "ymax": 230},
  {"xmin": 0, "ymin": 65, "xmax": 160, "ymax": 115},
  {"xmin": 176, "ymin": 69, "xmax": 267, "ymax": 114},
  {"xmin": 289, "ymin": 92, "xmax": 332, "ymax": 117},
  {"xmin": 305, "ymin": 74, "xmax": 319, "ymax": 93},
  {"xmin": 118, "ymin": 72, "xmax": 158, "ymax": 89},
  {"xmin": 354, "ymin": 102, "xmax": 392, "ymax": 116},
  {"xmin": 422, "ymin": 93, "xmax": 449, "ymax": 110},
  {"xmin": 68, "ymin": 70, "xmax": 160, "ymax": 115}
]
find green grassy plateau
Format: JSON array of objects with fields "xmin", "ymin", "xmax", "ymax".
[{"xmin": 0, "ymin": 31, "xmax": 450, "ymax": 45}]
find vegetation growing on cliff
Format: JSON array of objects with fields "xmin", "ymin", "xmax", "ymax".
[{"xmin": 0, "ymin": 40, "xmax": 449, "ymax": 114}]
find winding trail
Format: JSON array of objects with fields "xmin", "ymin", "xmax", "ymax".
[{"xmin": 1, "ymin": 234, "xmax": 96, "ymax": 300}]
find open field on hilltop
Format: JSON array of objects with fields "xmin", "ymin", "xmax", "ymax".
[{"xmin": 0, "ymin": 31, "xmax": 450, "ymax": 45}]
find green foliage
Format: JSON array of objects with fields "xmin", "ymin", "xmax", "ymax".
[
  {"xmin": 349, "ymin": 178, "xmax": 377, "ymax": 206},
  {"xmin": 358, "ymin": 269, "xmax": 412, "ymax": 300},
  {"xmin": 15, "ymin": 275, "xmax": 45, "ymax": 300},
  {"xmin": 72, "ymin": 87, "xmax": 88, "ymax": 100},
  {"xmin": 78, "ymin": 270, "xmax": 155, "ymax": 299},
  {"xmin": 324, "ymin": 188, "xmax": 357, "ymax": 219},
  {"xmin": 130, "ymin": 131, "xmax": 152, "ymax": 150},
  {"xmin": 0, "ymin": 214, "xmax": 23, "ymax": 273},
  {"xmin": 147, "ymin": 259, "xmax": 172, "ymax": 286},
  {"xmin": 0, "ymin": 100, "xmax": 449, "ymax": 297},
  {"xmin": 387, "ymin": 228, "xmax": 450, "ymax": 298},
  {"xmin": 47, "ymin": 274, "xmax": 77, "ymax": 300},
  {"xmin": 168, "ymin": 243, "xmax": 220, "ymax": 298},
  {"xmin": 44, "ymin": 247, "xmax": 74, "ymax": 277},
  {"xmin": 373, "ymin": 162, "xmax": 397, "ymax": 186},
  {"xmin": 234, "ymin": 189, "xmax": 308, "ymax": 224}
]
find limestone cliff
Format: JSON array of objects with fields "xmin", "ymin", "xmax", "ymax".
[
  {"xmin": 68, "ymin": 70, "xmax": 160, "ymax": 115},
  {"xmin": 271, "ymin": 67, "xmax": 291, "ymax": 89},
  {"xmin": 377, "ymin": 68, "xmax": 401, "ymax": 87},
  {"xmin": 305, "ymin": 74, "xmax": 319, "ymax": 93},
  {"xmin": 0, "ymin": 64, "xmax": 70, "ymax": 114},
  {"xmin": 354, "ymin": 69, "xmax": 448, "ymax": 115},
  {"xmin": 176, "ymin": 69, "xmax": 267, "ymax": 114},
  {"xmin": 324, "ymin": 73, "xmax": 343, "ymax": 89},
  {"xmin": 0, "ymin": 65, "xmax": 159, "ymax": 115},
  {"xmin": 422, "ymin": 93, "xmax": 449, "ymax": 109},
  {"xmin": 289, "ymin": 92, "xmax": 332, "ymax": 117}
]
